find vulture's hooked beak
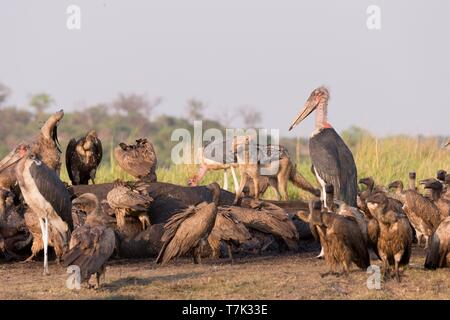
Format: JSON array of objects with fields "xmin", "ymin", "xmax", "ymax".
[{"xmin": 288, "ymin": 97, "xmax": 317, "ymax": 131}]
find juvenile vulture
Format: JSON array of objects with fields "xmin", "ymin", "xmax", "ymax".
[
  {"xmin": 15, "ymin": 152, "xmax": 73, "ymax": 275},
  {"xmin": 156, "ymin": 182, "xmax": 221, "ymax": 265},
  {"xmin": 420, "ymin": 178, "xmax": 450, "ymax": 221},
  {"xmin": 297, "ymin": 201, "xmax": 370, "ymax": 276},
  {"xmin": 389, "ymin": 180, "xmax": 441, "ymax": 248},
  {"xmin": 366, "ymin": 192, "xmax": 413, "ymax": 282},
  {"xmin": 107, "ymin": 180, "xmax": 153, "ymax": 231},
  {"xmin": 206, "ymin": 211, "xmax": 251, "ymax": 263},
  {"xmin": 66, "ymin": 130, "xmax": 102, "ymax": 185},
  {"xmin": 61, "ymin": 193, "xmax": 116, "ymax": 288},
  {"xmin": 114, "ymin": 138, "xmax": 157, "ymax": 181},
  {"xmin": 0, "ymin": 110, "xmax": 64, "ymax": 190},
  {"xmin": 424, "ymin": 217, "xmax": 450, "ymax": 269}
]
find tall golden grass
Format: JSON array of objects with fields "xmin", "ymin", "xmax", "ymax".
[{"xmin": 61, "ymin": 136, "xmax": 449, "ymax": 200}]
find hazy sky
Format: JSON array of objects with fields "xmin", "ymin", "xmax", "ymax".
[{"xmin": 1, "ymin": 0, "xmax": 449, "ymax": 137}]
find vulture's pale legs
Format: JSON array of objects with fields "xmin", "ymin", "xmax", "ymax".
[{"xmin": 39, "ymin": 217, "xmax": 49, "ymax": 275}]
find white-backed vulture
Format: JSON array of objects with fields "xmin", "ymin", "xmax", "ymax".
[
  {"xmin": 66, "ymin": 130, "xmax": 102, "ymax": 185},
  {"xmin": 156, "ymin": 182, "xmax": 221, "ymax": 265},
  {"xmin": 366, "ymin": 192, "xmax": 413, "ymax": 282},
  {"xmin": 61, "ymin": 193, "xmax": 115, "ymax": 288},
  {"xmin": 223, "ymin": 199, "xmax": 299, "ymax": 251},
  {"xmin": 206, "ymin": 211, "xmax": 251, "ymax": 263},
  {"xmin": 107, "ymin": 180, "xmax": 153, "ymax": 231},
  {"xmin": 114, "ymin": 138, "xmax": 157, "ymax": 181},
  {"xmin": 297, "ymin": 201, "xmax": 370, "ymax": 276},
  {"xmin": 389, "ymin": 180, "xmax": 441, "ymax": 248},
  {"xmin": 420, "ymin": 178, "xmax": 450, "ymax": 221}
]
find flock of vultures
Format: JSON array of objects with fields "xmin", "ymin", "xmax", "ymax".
[{"xmin": 0, "ymin": 87, "xmax": 449, "ymax": 290}]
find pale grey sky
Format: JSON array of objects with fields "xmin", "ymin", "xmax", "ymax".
[{"xmin": 1, "ymin": 0, "xmax": 449, "ymax": 137}]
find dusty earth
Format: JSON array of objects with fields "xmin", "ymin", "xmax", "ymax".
[{"xmin": 0, "ymin": 245, "xmax": 448, "ymax": 300}]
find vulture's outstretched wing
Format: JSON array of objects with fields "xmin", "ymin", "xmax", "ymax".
[{"xmin": 156, "ymin": 202, "xmax": 215, "ymax": 264}]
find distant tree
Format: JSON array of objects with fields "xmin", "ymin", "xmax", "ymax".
[
  {"xmin": 112, "ymin": 93, "xmax": 161, "ymax": 119},
  {"xmin": 186, "ymin": 98, "xmax": 205, "ymax": 122},
  {"xmin": 29, "ymin": 93, "xmax": 54, "ymax": 118},
  {"xmin": 216, "ymin": 108, "xmax": 238, "ymax": 128},
  {"xmin": 0, "ymin": 83, "xmax": 11, "ymax": 107},
  {"xmin": 341, "ymin": 126, "xmax": 372, "ymax": 149},
  {"xmin": 239, "ymin": 106, "xmax": 262, "ymax": 128}
]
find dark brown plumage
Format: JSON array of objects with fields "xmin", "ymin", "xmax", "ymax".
[
  {"xmin": 420, "ymin": 178, "xmax": 450, "ymax": 221},
  {"xmin": 366, "ymin": 192, "xmax": 413, "ymax": 282},
  {"xmin": 206, "ymin": 211, "xmax": 251, "ymax": 263},
  {"xmin": 424, "ymin": 216, "xmax": 450, "ymax": 269},
  {"xmin": 66, "ymin": 130, "xmax": 102, "ymax": 185},
  {"xmin": 114, "ymin": 138, "xmax": 157, "ymax": 181},
  {"xmin": 357, "ymin": 177, "xmax": 405, "ymax": 259},
  {"xmin": 297, "ymin": 201, "xmax": 370, "ymax": 276},
  {"xmin": 389, "ymin": 180, "xmax": 441, "ymax": 247},
  {"xmin": 223, "ymin": 199, "xmax": 299, "ymax": 251},
  {"xmin": 61, "ymin": 193, "xmax": 116, "ymax": 288},
  {"xmin": 156, "ymin": 182, "xmax": 221, "ymax": 265}
]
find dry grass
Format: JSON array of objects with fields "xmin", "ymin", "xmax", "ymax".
[
  {"xmin": 60, "ymin": 136, "xmax": 449, "ymax": 201},
  {"xmin": 1, "ymin": 246, "xmax": 448, "ymax": 300}
]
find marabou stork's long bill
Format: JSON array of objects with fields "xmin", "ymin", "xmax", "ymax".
[
  {"xmin": 15, "ymin": 152, "xmax": 73, "ymax": 275},
  {"xmin": 289, "ymin": 87, "xmax": 358, "ymax": 207}
]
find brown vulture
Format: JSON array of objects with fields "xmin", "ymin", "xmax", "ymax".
[
  {"xmin": 156, "ymin": 182, "xmax": 220, "ymax": 265},
  {"xmin": 114, "ymin": 138, "xmax": 157, "ymax": 181},
  {"xmin": 62, "ymin": 193, "xmax": 115, "ymax": 288},
  {"xmin": 66, "ymin": 130, "xmax": 102, "ymax": 185},
  {"xmin": 366, "ymin": 192, "xmax": 413, "ymax": 282},
  {"xmin": 389, "ymin": 180, "xmax": 441, "ymax": 248}
]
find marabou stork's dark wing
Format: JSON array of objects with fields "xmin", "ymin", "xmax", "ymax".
[
  {"xmin": 29, "ymin": 161, "xmax": 73, "ymax": 230},
  {"xmin": 65, "ymin": 138, "xmax": 77, "ymax": 184},
  {"xmin": 309, "ymin": 127, "xmax": 357, "ymax": 207}
]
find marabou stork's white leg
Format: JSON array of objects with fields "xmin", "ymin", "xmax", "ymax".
[
  {"xmin": 223, "ymin": 169, "xmax": 229, "ymax": 191},
  {"xmin": 313, "ymin": 167, "xmax": 326, "ymax": 259},
  {"xmin": 230, "ymin": 166, "xmax": 239, "ymax": 192},
  {"xmin": 39, "ymin": 217, "xmax": 50, "ymax": 275}
]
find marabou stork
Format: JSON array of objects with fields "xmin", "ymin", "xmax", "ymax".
[
  {"xmin": 289, "ymin": 87, "xmax": 358, "ymax": 208},
  {"xmin": 15, "ymin": 152, "xmax": 73, "ymax": 275}
]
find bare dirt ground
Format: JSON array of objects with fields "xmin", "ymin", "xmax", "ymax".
[{"xmin": 0, "ymin": 245, "xmax": 448, "ymax": 300}]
